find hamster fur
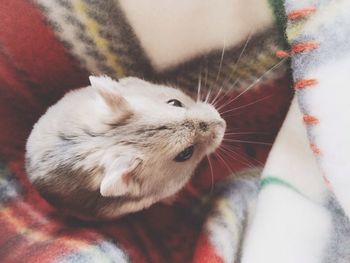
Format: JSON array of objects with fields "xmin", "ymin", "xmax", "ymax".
[{"xmin": 25, "ymin": 76, "xmax": 226, "ymax": 220}]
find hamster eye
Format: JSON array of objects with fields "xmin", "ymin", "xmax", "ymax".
[
  {"xmin": 174, "ymin": 145, "xmax": 194, "ymax": 162},
  {"xmin": 167, "ymin": 99, "xmax": 183, "ymax": 107}
]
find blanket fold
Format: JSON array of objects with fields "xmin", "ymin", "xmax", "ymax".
[{"xmin": 1, "ymin": 0, "xmax": 348, "ymax": 262}]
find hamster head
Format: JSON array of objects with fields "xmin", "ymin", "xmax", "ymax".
[{"xmin": 26, "ymin": 76, "xmax": 226, "ymax": 218}]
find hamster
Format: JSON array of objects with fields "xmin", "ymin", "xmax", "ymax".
[{"xmin": 25, "ymin": 76, "xmax": 226, "ymax": 220}]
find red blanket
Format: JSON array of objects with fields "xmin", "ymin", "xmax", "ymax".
[{"xmin": 0, "ymin": 1, "xmax": 291, "ymax": 262}]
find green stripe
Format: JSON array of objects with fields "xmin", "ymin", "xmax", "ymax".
[
  {"xmin": 267, "ymin": 0, "xmax": 289, "ymax": 48},
  {"xmin": 260, "ymin": 176, "xmax": 302, "ymax": 195}
]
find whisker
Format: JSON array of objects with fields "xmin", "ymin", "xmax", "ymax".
[
  {"xmin": 210, "ymin": 86, "xmax": 224, "ymax": 107},
  {"xmin": 222, "ymin": 139, "xmax": 272, "ymax": 146},
  {"xmin": 217, "ymin": 58, "xmax": 286, "ymax": 110},
  {"xmin": 211, "ymin": 78, "xmax": 237, "ymax": 107},
  {"xmin": 204, "ymin": 61, "xmax": 210, "ymax": 99},
  {"xmin": 224, "ymin": 131, "xmax": 269, "ymax": 136},
  {"xmin": 214, "ymin": 32, "xmax": 252, "ymax": 108},
  {"xmin": 215, "ymin": 37, "xmax": 227, "ymax": 83},
  {"xmin": 204, "ymin": 58, "xmax": 209, "ymax": 89},
  {"xmin": 214, "ymin": 150, "xmax": 236, "ymax": 175},
  {"xmin": 213, "ymin": 78, "xmax": 240, "ymax": 111},
  {"xmin": 218, "ymin": 147, "xmax": 253, "ymax": 170},
  {"xmin": 197, "ymin": 66, "xmax": 202, "ymax": 102},
  {"xmin": 220, "ymin": 95, "xmax": 273, "ymax": 115},
  {"xmin": 221, "ymin": 143, "xmax": 265, "ymax": 166},
  {"xmin": 221, "ymin": 32, "xmax": 252, "ymax": 88},
  {"xmin": 246, "ymin": 154, "xmax": 264, "ymax": 166},
  {"xmin": 219, "ymin": 144, "xmax": 240, "ymax": 154},
  {"xmin": 221, "ymin": 154, "xmax": 252, "ymax": 170},
  {"xmin": 205, "ymin": 86, "xmax": 212, "ymax": 103},
  {"xmin": 206, "ymin": 155, "xmax": 215, "ymax": 195},
  {"xmin": 219, "ymin": 145, "xmax": 256, "ymax": 169},
  {"xmin": 224, "ymin": 127, "xmax": 242, "ymax": 132},
  {"xmin": 207, "ymin": 42, "xmax": 226, "ymax": 105},
  {"xmin": 215, "ymin": 77, "xmax": 241, "ymax": 110},
  {"xmin": 224, "ymin": 127, "xmax": 265, "ymax": 134}
]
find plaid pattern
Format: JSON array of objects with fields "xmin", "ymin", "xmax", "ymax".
[
  {"xmin": 287, "ymin": 0, "xmax": 350, "ymax": 217},
  {"xmin": 239, "ymin": 0, "xmax": 350, "ymax": 261},
  {"xmin": 0, "ymin": 0, "xmax": 293, "ymax": 262}
]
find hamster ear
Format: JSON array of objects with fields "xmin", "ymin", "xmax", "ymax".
[
  {"xmin": 100, "ymin": 157, "xmax": 142, "ymax": 197},
  {"xmin": 89, "ymin": 75, "xmax": 129, "ymax": 111}
]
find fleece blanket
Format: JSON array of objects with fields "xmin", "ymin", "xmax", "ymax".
[
  {"xmin": 241, "ymin": 1, "xmax": 350, "ymax": 262},
  {"xmin": 0, "ymin": 0, "xmax": 347, "ymax": 262}
]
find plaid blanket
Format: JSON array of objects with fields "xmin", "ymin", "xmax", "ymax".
[
  {"xmin": 2, "ymin": 0, "xmax": 346, "ymax": 262},
  {"xmin": 242, "ymin": 1, "xmax": 350, "ymax": 262}
]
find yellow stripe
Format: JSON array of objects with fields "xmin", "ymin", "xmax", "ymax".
[
  {"xmin": 216, "ymin": 199, "xmax": 240, "ymax": 233},
  {"xmin": 0, "ymin": 206, "xmax": 51, "ymax": 242},
  {"xmin": 256, "ymin": 52, "xmax": 280, "ymax": 69},
  {"xmin": 165, "ymin": 45, "xmax": 282, "ymax": 95},
  {"xmin": 228, "ymin": 52, "xmax": 280, "ymax": 81},
  {"xmin": 287, "ymin": 2, "xmax": 342, "ymax": 42},
  {"xmin": 72, "ymin": 0, "xmax": 125, "ymax": 77},
  {"xmin": 246, "ymin": 54, "xmax": 280, "ymax": 76},
  {"xmin": 286, "ymin": 20, "xmax": 305, "ymax": 42}
]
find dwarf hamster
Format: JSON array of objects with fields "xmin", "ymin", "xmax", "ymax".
[{"xmin": 25, "ymin": 76, "xmax": 226, "ymax": 220}]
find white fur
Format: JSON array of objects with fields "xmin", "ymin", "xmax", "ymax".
[
  {"xmin": 100, "ymin": 156, "xmax": 136, "ymax": 197},
  {"xmin": 26, "ymin": 76, "xmax": 226, "ymax": 219},
  {"xmin": 118, "ymin": 0, "xmax": 273, "ymax": 71},
  {"xmin": 26, "ymin": 85, "xmax": 113, "ymax": 175},
  {"xmin": 89, "ymin": 76, "xmax": 119, "ymax": 91}
]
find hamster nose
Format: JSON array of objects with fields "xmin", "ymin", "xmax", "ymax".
[{"xmin": 199, "ymin": 122, "xmax": 209, "ymax": 132}]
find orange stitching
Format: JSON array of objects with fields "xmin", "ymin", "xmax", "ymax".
[
  {"xmin": 276, "ymin": 50, "xmax": 290, "ymax": 58},
  {"xmin": 303, "ymin": 115, "xmax": 319, "ymax": 125},
  {"xmin": 276, "ymin": 41, "xmax": 320, "ymax": 58},
  {"xmin": 287, "ymin": 7, "xmax": 317, "ymax": 20},
  {"xmin": 322, "ymin": 176, "xmax": 332, "ymax": 188},
  {"xmin": 281, "ymin": 7, "xmax": 321, "ymax": 158},
  {"xmin": 276, "ymin": 7, "xmax": 318, "ymax": 57},
  {"xmin": 291, "ymin": 41, "xmax": 320, "ymax": 54},
  {"xmin": 294, "ymin": 79, "xmax": 318, "ymax": 89},
  {"xmin": 310, "ymin": 144, "xmax": 321, "ymax": 155}
]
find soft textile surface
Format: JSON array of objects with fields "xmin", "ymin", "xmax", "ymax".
[
  {"xmin": 241, "ymin": 1, "xmax": 350, "ymax": 263},
  {"xmin": 1, "ymin": 0, "xmax": 346, "ymax": 262}
]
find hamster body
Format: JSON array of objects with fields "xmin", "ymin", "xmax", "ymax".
[{"xmin": 25, "ymin": 76, "xmax": 226, "ymax": 220}]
